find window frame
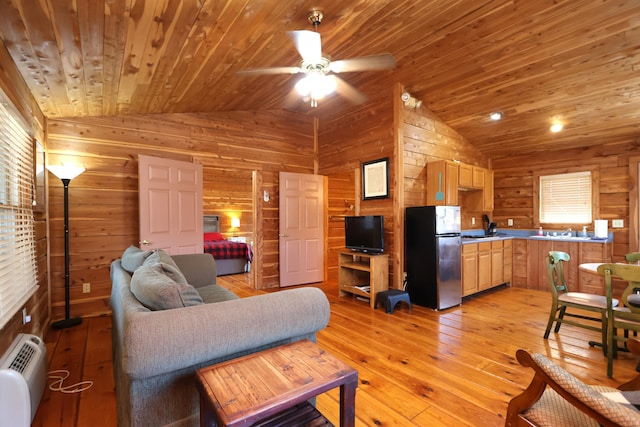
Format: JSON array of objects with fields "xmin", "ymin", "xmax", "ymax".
[
  {"xmin": 534, "ymin": 166, "xmax": 600, "ymax": 228},
  {"xmin": 0, "ymin": 89, "xmax": 38, "ymax": 329}
]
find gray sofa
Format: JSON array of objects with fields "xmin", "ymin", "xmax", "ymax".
[{"xmin": 110, "ymin": 249, "xmax": 331, "ymax": 427}]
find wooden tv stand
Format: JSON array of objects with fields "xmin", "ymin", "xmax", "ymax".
[{"xmin": 338, "ymin": 251, "xmax": 389, "ymax": 308}]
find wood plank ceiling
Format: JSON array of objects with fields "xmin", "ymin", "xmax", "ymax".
[{"xmin": 0, "ymin": 0, "xmax": 639, "ymax": 159}]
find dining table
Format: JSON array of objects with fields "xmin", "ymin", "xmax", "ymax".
[{"xmin": 579, "ymin": 262, "xmax": 640, "ymax": 305}]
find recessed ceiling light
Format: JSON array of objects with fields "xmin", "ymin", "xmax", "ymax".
[
  {"xmin": 490, "ymin": 112, "xmax": 503, "ymax": 121},
  {"xmin": 550, "ymin": 123, "xmax": 564, "ymax": 133}
]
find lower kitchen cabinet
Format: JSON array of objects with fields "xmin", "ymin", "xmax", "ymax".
[
  {"xmin": 511, "ymin": 238, "xmax": 611, "ymax": 293},
  {"xmin": 462, "ymin": 239, "xmax": 511, "ymax": 297}
]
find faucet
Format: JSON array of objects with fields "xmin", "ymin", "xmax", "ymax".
[{"xmin": 561, "ymin": 228, "xmax": 572, "ymax": 236}]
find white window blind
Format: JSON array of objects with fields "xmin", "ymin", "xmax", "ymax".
[
  {"xmin": 0, "ymin": 98, "xmax": 37, "ymax": 329},
  {"xmin": 539, "ymin": 171, "xmax": 592, "ymax": 224}
]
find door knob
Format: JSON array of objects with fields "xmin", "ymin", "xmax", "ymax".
[{"xmin": 139, "ymin": 240, "xmax": 150, "ymax": 245}]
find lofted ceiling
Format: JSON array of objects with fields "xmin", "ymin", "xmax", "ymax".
[{"xmin": 0, "ymin": 0, "xmax": 639, "ymax": 159}]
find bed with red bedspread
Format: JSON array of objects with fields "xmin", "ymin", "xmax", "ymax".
[{"xmin": 203, "ymin": 232, "xmax": 252, "ymax": 276}]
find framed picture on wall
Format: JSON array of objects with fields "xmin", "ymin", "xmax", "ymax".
[{"xmin": 362, "ymin": 157, "xmax": 389, "ymax": 200}]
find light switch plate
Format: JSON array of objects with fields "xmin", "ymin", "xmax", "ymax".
[
  {"xmin": 612, "ymin": 219, "xmax": 624, "ymax": 228},
  {"xmin": 508, "ymin": 218, "xmax": 513, "ymax": 226}
]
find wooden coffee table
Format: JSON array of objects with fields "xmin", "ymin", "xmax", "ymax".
[{"xmin": 195, "ymin": 339, "xmax": 358, "ymax": 427}]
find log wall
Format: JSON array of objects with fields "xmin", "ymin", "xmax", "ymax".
[
  {"xmin": 492, "ymin": 141, "xmax": 640, "ymax": 261},
  {"xmin": 46, "ymin": 111, "xmax": 314, "ymax": 319},
  {"xmin": 318, "ymin": 92, "xmax": 395, "ymax": 282}
]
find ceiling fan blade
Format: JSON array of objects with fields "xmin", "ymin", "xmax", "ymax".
[
  {"xmin": 331, "ymin": 76, "xmax": 368, "ymax": 105},
  {"xmin": 288, "ymin": 30, "xmax": 322, "ymax": 63},
  {"xmin": 329, "ymin": 54, "xmax": 396, "ymax": 73},
  {"xmin": 236, "ymin": 66, "xmax": 301, "ymax": 76}
]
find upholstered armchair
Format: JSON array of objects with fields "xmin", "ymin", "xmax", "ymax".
[{"xmin": 505, "ymin": 343, "xmax": 640, "ymax": 426}]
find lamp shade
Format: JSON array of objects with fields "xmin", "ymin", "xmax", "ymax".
[
  {"xmin": 231, "ymin": 218, "xmax": 240, "ymax": 228},
  {"xmin": 47, "ymin": 164, "xmax": 85, "ymax": 180}
]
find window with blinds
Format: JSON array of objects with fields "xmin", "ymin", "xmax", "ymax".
[
  {"xmin": 539, "ymin": 171, "xmax": 592, "ymax": 224},
  {"xmin": 0, "ymin": 97, "xmax": 37, "ymax": 329}
]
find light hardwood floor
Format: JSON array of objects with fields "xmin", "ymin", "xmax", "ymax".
[{"xmin": 33, "ymin": 275, "xmax": 640, "ymax": 426}]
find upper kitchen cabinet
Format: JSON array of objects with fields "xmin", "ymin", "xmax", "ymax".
[
  {"xmin": 426, "ymin": 160, "xmax": 459, "ymax": 206},
  {"xmin": 459, "ymin": 164, "xmax": 485, "ymax": 189}
]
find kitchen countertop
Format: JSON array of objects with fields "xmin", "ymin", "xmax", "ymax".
[{"xmin": 460, "ymin": 232, "xmax": 612, "ymax": 244}]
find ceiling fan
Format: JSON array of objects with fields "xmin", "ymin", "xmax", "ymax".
[{"xmin": 236, "ymin": 10, "xmax": 396, "ymax": 107}]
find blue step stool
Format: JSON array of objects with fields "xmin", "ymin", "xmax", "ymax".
[{"xmin": 375, "ymin": 289, "xmax": 412, "ymax": 314}]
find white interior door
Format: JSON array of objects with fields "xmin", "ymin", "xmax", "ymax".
[
  {"xmin": 279, "ymin": 172, "xmax": 324, "ymax": 287},
  {"xmin": 139, "ymin": 154, "xmax": 203, "ymax": 255}
]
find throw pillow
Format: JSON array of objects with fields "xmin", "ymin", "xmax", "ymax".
[
  {"xmin": 204, "ymin": 232, "xmax": 225, "ymax": 241},
  {"xmin": 121, "ymin": 246, "xmax": 153, "ymax": 274},
  {"xmin": 143, "ymin": 249, "xmax": 188, "ymax": 284},
  {"xmin": 130, "ymin": 262, "xmax": 203, "ymax": 310}
]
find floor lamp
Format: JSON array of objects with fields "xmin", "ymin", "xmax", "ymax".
[{"xmin": 47, "ymin": 164, "xmax": 85, "ymax": 329}]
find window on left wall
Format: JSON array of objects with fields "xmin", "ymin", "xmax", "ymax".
[{"xmin": 0, "ymin": 94, "xmax": 37, "ymax": 329}]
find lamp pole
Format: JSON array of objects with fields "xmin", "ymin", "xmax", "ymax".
[
  {"xmin": 52, "ymin": 177, "xmax": 81, "ymax": 329},
  {"xmin": 47, "ymin": 164, "xmax": 85, "ymax": 330}
]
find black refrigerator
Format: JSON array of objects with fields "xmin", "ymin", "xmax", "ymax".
[{"xmin": 405, "ymin": 206, "xmax": 462, "ymax": 310}]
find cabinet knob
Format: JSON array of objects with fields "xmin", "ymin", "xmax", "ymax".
[{"xmin": 139, "ymin": 240, "xmax": 150, "ymax": 245}]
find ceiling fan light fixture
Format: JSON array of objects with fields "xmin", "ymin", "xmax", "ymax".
[
  {"xmin": 296, "ymin": 74, "xmax": 335, "ymax": 102},
  {"xmin": 550, "ymin": 122, "xmax": 564, "ymax": 133},
  {"xmin": 490, "ymin": 111, "xmax": 503, "ymax": 121}
]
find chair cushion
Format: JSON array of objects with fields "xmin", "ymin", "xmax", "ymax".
[
  {"xmin": 121, "ymin": 246, "xmax": 153, "ymax": 274},
  {"xmin": 559, "ymin": 292, "xmax": 618, "ymax": 309},
  {"xmin": 525, "ymin": 385, "xmax": 623, "ymax": 427},
  {"xmin": 524, "ymin": 353, "xmax": 640, "ymax": 426},
  {"xmin": 130, "ymin": 262, "xmax": 203, "ymax": 310}
]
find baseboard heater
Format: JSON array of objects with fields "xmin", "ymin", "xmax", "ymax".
[{"xmin": 0, "ymin": 333, "xmax": 47, "ymax": 426}]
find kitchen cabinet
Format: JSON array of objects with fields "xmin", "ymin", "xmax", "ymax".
[
  {"xmin": 338, "ymin": 251, "xmax": 389, "ymax": 308},
  {"xmin": 510, "ymin": 238, "xmax": 611, "ymax": 293},
  {"xmin": 503, "ymin": 239, "xmax": 512, "ymax": 285},
  {"xmin": 427, "ymin": 160, "xmax": 494, "ymax": 211},
  {"xmin": 512, "ymin": 239, "xmax": 528, "ymax": 287},
  {"xmin": 426, "ymin": 160, "xmax": 458, "ymax": 206},
  {"xmin": 579, "ymin": 242, "xmax": 612, "ymax": 294},
  {"xmin": 458, "ymin": 164, "xmax": 485, "ymax": 189},
  {"xmin": 491, "ymin": 240, "xmax": 504, "ymax": 286},
  {"xmin": 462, "ymin": 244, "xmax": 478, "ymax": 296},
  {"xmin": 462, "ymin": 239, "xmax": 510, "ymax": 297}
]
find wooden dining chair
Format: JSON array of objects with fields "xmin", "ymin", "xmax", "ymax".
[
  {"xmin": 598, "ymin": 263, "xmax": 640, "ymax": 378},
  {"xmin": 544, "ymin": 251, "xmax": 615, "ymax": 352},
  {"xmin": 626, "ymin": 252, "xmax": 640, "ymax": 263}
]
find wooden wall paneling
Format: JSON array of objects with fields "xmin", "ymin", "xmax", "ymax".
[
  {"xmin": 393, "ymin": 83, "xmax": 405, "ymax": 290},
  {"xmin": 629, "ymin": 156, "xmax": 640, "ymax": 253},
  {"xmin": 46, "ymin": 110, "xmax": 314, "ymax": 316},
  {"xmin": 493, "ymin": 142, "xmax": 634, "ymax": 263},
  {"xmin": 326, "ymin": 170, "xmax": 357, "ymax": 281},
  {"xmin": 319, "ymin": 91, "xmax": 396, "ymax": 286}
]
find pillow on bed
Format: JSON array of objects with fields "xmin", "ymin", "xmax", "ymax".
[
  {"xmin": 130, "ymin": 262, "xmax": 203, "ymax": 310},
  {"xmin": 121, "ymin": 246, "xmax": 153, "ymax": 274},
  {"xmin": 204, "ymin": 232, "xmax": 225, "ymax": 241}
]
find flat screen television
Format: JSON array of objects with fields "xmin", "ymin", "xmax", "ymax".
[{"xmin": 344, "ymin": 215, "xmax": 384, "ymax": 254}]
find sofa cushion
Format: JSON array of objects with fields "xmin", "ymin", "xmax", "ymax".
[
  {"xmin": 130, "ymin": 262, "xmax": 203, "ymax": 310},
  {"xmin": 197, "ymin": 284, "xmax": 240, "ymax": 304},
  {"xmin": 121, "ymin": 246, "xmax": 153, "ymax": 274},
  {"xmin": 143, "ymin": 249, "xmax": 188, "ymax": 284}
]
